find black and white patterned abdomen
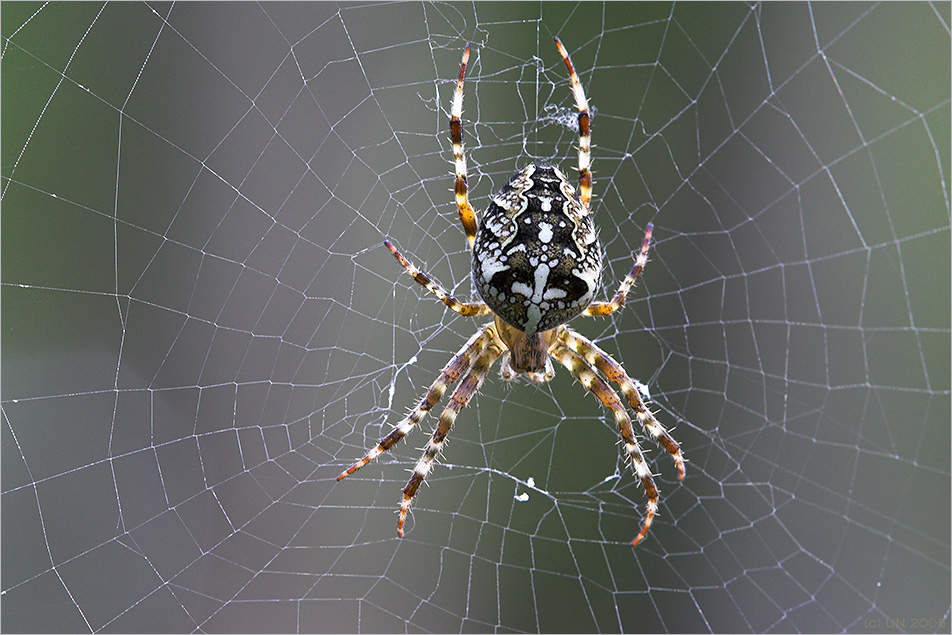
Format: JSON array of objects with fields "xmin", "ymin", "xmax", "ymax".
[{"xmin": 472, "ymin": 165, "xmax": 603, "ymax": 334}]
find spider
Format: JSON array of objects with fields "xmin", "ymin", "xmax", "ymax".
[{"xmin": 338, "ymin": 38, "xmax": 684, "ymax": 546}]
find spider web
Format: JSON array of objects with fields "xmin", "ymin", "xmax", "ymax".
[{"xmin": 2, "ymin": 2, "xmax": 950, "ymax": 633}]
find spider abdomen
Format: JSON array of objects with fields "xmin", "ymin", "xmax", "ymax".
[{"xmin": 472, "ymin": 164, "xmax": 603, "ymax": 334}]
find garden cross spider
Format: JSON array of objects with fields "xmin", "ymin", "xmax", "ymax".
[{"xmin": 338, "ymin": 38, "xmax": 685, "ymax": 546}]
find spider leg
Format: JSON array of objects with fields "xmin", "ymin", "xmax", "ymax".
[
  {"xmin": 384, "ymin": 240, "xmax": 490, "ymax": 316},
  {"xmin": 398, "ymin": 334, "xmax": 505, "ymax": 536},
  {"xmin": 584, "ymin": 223, "xmax": 653, "ymax": 317},
  {"xmin": 550, "ymin": 340, "xmax": 660, "ymax": 546},
  {"xmin": 553, "ymin": 37, "xmax": 592, "ymax": 211},
  {"xmin": 451, "ymin": 43, "xmax": 477, "ymax": 248},
  {"xmin": 559, "ymin": 328, "xmax": 684, "ymax": 479},
  {"xmin": 337, "ymin": 322, "xmax": 497, "ymax": 481}
]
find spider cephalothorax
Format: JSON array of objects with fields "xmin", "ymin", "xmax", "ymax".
[{"xmin": 338, "ymin": 39, "xmax": 685, "ymax": 546}]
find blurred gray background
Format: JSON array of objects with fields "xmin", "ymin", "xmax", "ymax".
[{"xmin": 3, "ymin": 2, "xmax": 949, "ymax": 633}]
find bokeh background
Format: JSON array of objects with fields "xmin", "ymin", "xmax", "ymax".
[{"xmin": 3, "ymin": 2, "xmax": 949, "ymax": 633}]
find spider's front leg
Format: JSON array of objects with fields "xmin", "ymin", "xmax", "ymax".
[
  {"xmin": 398, "ymin": 336, "xmax": 505, "ymax": 536},
  {"xmin": 550, "ymin": 340, "xmax": 663, "ymax": 546},
  {"xmin": 559, "ymin": 328, "xmax": 685, "ymax": 479},
  {"xmin": 337, "ymin": 322, "xmax": 497, "ymax": 480}
]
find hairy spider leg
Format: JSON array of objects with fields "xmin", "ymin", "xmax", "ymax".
[
  {"xmin": 550, "ymin": 341, "xmax": 660, "ymax": 546},
  {"xmin": 553, "ymin": 37, "xmax": 592, "ymax": 211},
  {"xmin": 585, "ymin": 223, "xmax": 653, "ymax": 316},
  {"xmin": 384, "ymin": 240, "xmax": 490, "ymax": 316},
  {"xmin": 451, "ymin": 43, "xmax": 478, "ymax": 248},
  {"xmin": 337, "ymin": 323, "xmax": 498, "ymax": 480},
  {"xmin": 559, "ymin": 328, "xmax": 685, "ymax": 479},
  {"xmin": 399, "ymin": 334, "xmax": 505, "ymax": 536}
]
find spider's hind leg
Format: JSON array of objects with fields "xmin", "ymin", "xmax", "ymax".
[
  {"xmin": 554, "ymin": 37, "xmax": 592, "ymax": 211},
  {"xmin": 451, "ymin": 43, "xmax": 477, "ymax": 248}
]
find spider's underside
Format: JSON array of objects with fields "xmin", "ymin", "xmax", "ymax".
[{"xmin": 338, "ymin": 38, "xmax": 685, "ymax": 546}]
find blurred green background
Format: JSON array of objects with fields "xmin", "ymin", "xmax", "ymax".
[{"xmin": 3, "ymin": 2, "xmax": 949, "ymax": 632}]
